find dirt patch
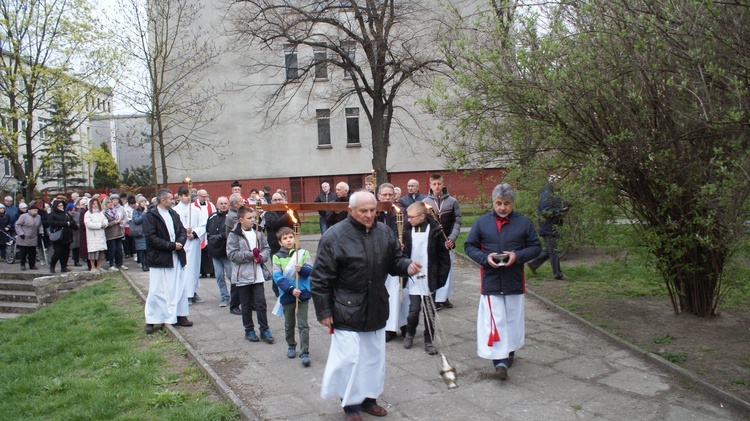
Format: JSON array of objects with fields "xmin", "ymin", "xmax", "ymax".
[{"xmin": 527, "ymin": 248, "xmax": 750, "ymax": 404}]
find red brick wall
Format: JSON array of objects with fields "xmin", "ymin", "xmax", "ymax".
[{"xmin": 166, "ymin": 168, "xmax": 507, "ymax": 205}]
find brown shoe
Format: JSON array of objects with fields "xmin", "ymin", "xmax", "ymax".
[
  {"xmin": 403, "ymin": 334, "xmax": 414, "ymax": 349},
  {"xmin": 362, "ymin": 403, "xmax": 387, "ymax": 417},
  {"xmin": 424, "ymin": 342, "xmax": 438, "ymax": 355},
  {"xmin": 175, "ymin": 316, "xmax": 193, "ymax": 327},
  {"xmin": 495, "ymin": 364, "xmax": 508, "ymax": 380},
  {"xmin": 144, "ymin": 324, "xmax": 156, "ymax": 334},
  {"xmin": 344, "ymin": 413, "xmax": 362, "ymax": 421}
]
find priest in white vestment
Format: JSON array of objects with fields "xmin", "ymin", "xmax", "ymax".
[
  {"xmin": 143, "ymin": 189, "xmax": 192, "ymax": 333},
  {"xmin": 174, "ymin": 186, "xmax": 207, "ymax": 304}
]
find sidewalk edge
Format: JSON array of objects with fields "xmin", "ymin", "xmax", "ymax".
[
  {"xmin": 121, "ymin": 271, "xmax": 258, "ymax": 421},
  {"xmin": 454, "ymin": 252, "xmax": 750, "ymax": 415}
]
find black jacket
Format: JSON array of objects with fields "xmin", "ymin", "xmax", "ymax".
[
  {"xmin": 206, "ymin": 210, "xmax": 228, "ymax": 258},
  {"xmin": 263, "ymin": 209, "xmax": 298, "ymax": 256},
  {"xmin": 311, "ymin": 214, "xmax": 412, "ymax": 332},
  {"xmin": 403, "ymin": 216, "xmax": 451, "ymax": 292},
  {"xmin": 48, "ymin": 200, "xmax": 77, "ymax": 244},
  {"xmin": 314, "ymin": 191, "xmax": 336, "ymax": 216},
  {"xmin": 143, "ymin": 206, "xmax": 187, "ymax": 268},
  {"xmin": 325, "ymin": 194, "xmax": 350, "ymax": 227}
]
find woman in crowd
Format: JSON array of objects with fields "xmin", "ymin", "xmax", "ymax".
[
  {"xmin": 77, "ymin": 198, "xmax": 91, "ymax": 270},
  {"xmin": 15, "ymin": 202, "xmax": 42, "ymax": 270},
  {"xmin": 47, "ymin": 199, "xmax": 78, "ymax": 274},
  {"xmin": 69, "ymin": 203, "xmax": 82, "ymax": 267},
  {"xmin": 103, "ymin": 197, "xmax": 126, "ymax": 271},
  {"xmin": 84, "ymin": 197, "xmax": 108, "ymax": 272},
  {"xmin": 130, "ymin": 196, "xmax": 149, "ymax": 271}
]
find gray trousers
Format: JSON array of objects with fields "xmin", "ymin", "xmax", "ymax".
[{"xmin": 528, "ymin": 235, "xmax": 563, "ymax": 278}]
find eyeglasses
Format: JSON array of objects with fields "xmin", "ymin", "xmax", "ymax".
[
  {"xmin": 407, "ymin": 214, "xmax": 423, "ymax": 219},
  {"xmin": 380, "ymin": 193, "xmax": 394, "ymax": 197}
]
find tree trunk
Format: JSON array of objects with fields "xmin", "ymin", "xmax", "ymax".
[{"xmin": 370, "ymin": 102, "xmax": 388, "ymax": 187}]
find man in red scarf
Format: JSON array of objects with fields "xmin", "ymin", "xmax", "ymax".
[{"xmin": 464, "ymin": 183, "xmax": 541, "ymax": 381}]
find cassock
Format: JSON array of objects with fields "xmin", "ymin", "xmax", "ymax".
[
  {"xmin": 174, "ymin": 201, "xmax": 206, "ymax": 298},
  {"xmin": 476, "ymin": 295, "xmax": 525, "ymax": 360},
  {"xmin": 144, "ymin": 208, "xmax": 188, "ymax": 324},
  {"xmin": 321, "ymin": 329, "xmax": 386, "ymax": 407}
]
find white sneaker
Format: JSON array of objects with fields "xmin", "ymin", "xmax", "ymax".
[
  {"xmin": 120, "ymin": 265, "xmax": 129, "ymax": 270},
  {"xmin": 109, "ymin": 266, "xmax": 119, "ymax": 271},
  {"xmin": 134, "ymin": 256, "xmax": 138, "ymax": 263}
]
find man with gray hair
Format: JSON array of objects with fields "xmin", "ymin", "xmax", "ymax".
[
  {"xmin": 314, "ymin": 182, "xmax": 336, "ymax": 233},
  {"xmin": 4, "ymin": 196, "xmax": 18, "ymax": 225},
  {"xmin": 464, "ymin": 183, "xmax": 541, "ymax": 381},
  {"xmin": 325, "ymin": 182, "xmax": 350, "ymax": 228},
  {"xmin": 312, "ymin": 190, "xmax": 422, "ymax": 419}
]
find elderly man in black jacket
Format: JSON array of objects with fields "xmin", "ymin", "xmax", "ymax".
[
  {"xmin": 311, "ymin": 191, "xmax": 422, "ymax": 421},
  {"xmin": 143, "ymin": 189, "xmax": 191, "ymax": 333}
]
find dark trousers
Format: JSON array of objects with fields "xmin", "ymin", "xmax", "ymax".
[
  {"xmin": 230, "ymin": 283, "xmax": 240, "ymax": 310},
  {"xmin": 238, "ymin": 283, "xmax": 268, "ymax": 332},
  {"xmin": 50, "ymin": 242, "xmax": 70, "ymax": 271},
  {"xmin": 406, "ymin": 293, "xmax": 436, "ymax": 342},
  {"xmin": 19, "ymin": 245, "xmax": 37, "ymax": 268},
  {"xmin": 71, "ymin": 247, "xmax": 79, "ymax": 264},
  {"xmin": 137, "ymin": 250, "xmax": 147, "ymax": 270},
  {"xmin": 123, "ymin": 235, "xmax": 135, "ymax": 257},
  {"xmin": 283, "ymin": 300, "xmax": 309, "ymax": 354},
  {"xmin": 107, "ymin": 237, "xmax": 124, "ymax": 268},
  {"xmin": 318, "ymin": 216, "xmax": 329, "ymax": 234},
  {"xmin": 200, "ymin": 247, "xmax": 213, "ymax": 276},
  {"xmin": 528, "ymin": 235, "xmax": 562, "ymax": 278}
]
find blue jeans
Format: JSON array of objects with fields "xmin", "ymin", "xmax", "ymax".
[
  {"xmin": 212, "ymin": 257, "xmax": 231, "ymax": 303},
  {"xmin": 318, "ymin": 216, "xmax": 329, "ymax": 234},
  {"xmin": 107, "ymin": 237, "xmax": 124, "ymax": 268}
]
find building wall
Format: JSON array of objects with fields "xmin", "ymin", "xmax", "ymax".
[
  {"xmin": 158, "ymin": 1, "xmax": 488, "ymax": 193},
  {"xmin": 165, "ymin": 167, "xmax": 508, "ymax": 207}
]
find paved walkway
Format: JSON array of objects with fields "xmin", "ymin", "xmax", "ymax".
[{"xmin": 120, "ymin": 236, "xmax": 745, "ymax": 420}]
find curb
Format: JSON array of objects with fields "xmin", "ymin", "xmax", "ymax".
[
  {"xmin": 454, "ymin": 251, "xmax": 750, "ymax": 415},
  {"xmin": 120, "ymin": 271, "xmax": 258, "ymax": 420}
]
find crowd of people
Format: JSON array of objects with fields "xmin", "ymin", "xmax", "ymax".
[{"xmin": 1, "ymin": 173, "xmax": 570, "ymax": 421}]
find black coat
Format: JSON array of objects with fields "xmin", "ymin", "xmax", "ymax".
[
  {"xmin": 264, "ymin": 209, "xmax": 298, "ymax": 256},
  {"xmin": 47, "ymin": 201, "xmax": 78, "ymax": 244},
  {"xmin": 403, "ymin": 216, "xmax": 451, "ymax": 292},
  {"xmin": 206, "ymin": 210, "xmax": 228, "ymax": 258},
  {"xmin": 143, "ymin": 206, "xmax": 187, "ymax": 268},
  {"xmin": 311, "ymin": 214, "xmax": 412, "ymax": 332},
  {"xmin": 325, "ymin": 194, "xmax": 350, "ymax": 227}
]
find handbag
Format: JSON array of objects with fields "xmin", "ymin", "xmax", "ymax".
[{"xmin": 49, "ymin": 228, "xmax": 62, "ymax": 242}]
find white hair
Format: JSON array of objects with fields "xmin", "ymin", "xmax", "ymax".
[{"xmin": 349, "ymin": 190, "xmax": 375, "ymax": 208}]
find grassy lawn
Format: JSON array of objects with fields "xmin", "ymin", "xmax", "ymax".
[{"xmin": 0, "ymin": 276, "xmax": 238, "ymax": 421}]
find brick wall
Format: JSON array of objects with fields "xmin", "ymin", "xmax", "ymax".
[{"xmin": 166, "ymin": 168, "xmax": 507, "ymax": 205}]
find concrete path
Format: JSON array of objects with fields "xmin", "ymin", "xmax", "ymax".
[{"xmin": 121, "ymin": 235, "xmax": 746, "ymax": 420}]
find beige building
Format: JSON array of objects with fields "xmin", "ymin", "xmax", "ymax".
[{"xmin": 159, "ymin": 1, "xmax": 461, "ymax": 190}]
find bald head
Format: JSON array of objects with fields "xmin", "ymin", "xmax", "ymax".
[{"xmin": 406, "ymin": 179, "xmax": 420, "ymax": 194}]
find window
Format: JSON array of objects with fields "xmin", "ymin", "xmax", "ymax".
[
  {"xmin": 343, "ymin": 41, "xmax": 356, "ymax": 79},
  {"xmin": 317, "ymin": 109, "xmax": 331, "ymax": 147},
  {"xmin": 2, "ymin": 158, "xmax": 11, "ymax": 177},
  {"xmin": 313, "ymin": 46, "xmax": 328, "ymax": 79},
  {"xmin": 284, "ymin": 44, "xmax": 299, "ymax": 80},
  {"xmin": 346, "ymin": 107, "xmax": 360, "ymax": 145}
]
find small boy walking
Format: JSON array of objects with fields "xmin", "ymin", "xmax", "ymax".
[
  {"xmin": 272, "ymin": 227, "xmax": 313, "ymax": 367},
  {"xmin": 402, "ymin": 202, "xmax": 451, "ymax": 355},
  {"xmin": 226, "ymin": 206, "xmax": 274, "ymax": 344}
]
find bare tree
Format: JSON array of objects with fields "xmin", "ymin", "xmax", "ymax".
[
  {"xmin": 0, "ymin": 0, "xmax": 120, "ymax": 199},
  {"xmin": 228, "ymin": 0, "xmax": 453, "ymax": 186},
  {"xmin": 114, "ymin": 0, "xmax": 225, "ymax": 188}
]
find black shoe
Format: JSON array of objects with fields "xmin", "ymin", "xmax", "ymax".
[
  {"xmin": 230, "ymin": 307, "xmax": 242, "ymax": 315},
  {"xmin": 424, "ymin": 342, "xmax": 438, "ymax": 355},
  {"xmin": 435, "ymin": 303, "xmax": 443, "ymax": 311},
  {"xmin": 29, "ymin": 266, "xmax": 38, "ymax": 270},
  {"xmin": 385, "ymin": 331, "xmax": 397, "ymax": 342},
  {"xmin": 73, "ymin": 263, "xmax": 82, "ymax": 267},
  {"xmin": 508, "ymin": 352, "xmax": 515, "ymax": 368},
  {"xmin": 145, "ymin": 324, "xmax": 156, "ymax": 334},
  {"xmin": 61, "ymin": 268, "xmax": 70, "ymax": 273},
  {"xmin": 554, "ymin": 274, "xmax": 569, "ymax": 280},
  {"xmin": 49, "ymin": 268, "xmax": 56, "ymax": 274},
  {"xmin": 442, "ymin": 299, "xmax": 454, "ymax": 309}
]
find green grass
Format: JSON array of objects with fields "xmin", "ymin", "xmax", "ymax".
[
  {"xmin": 661, "ymin": 352, "xmax": 688, "ymax": 364},
  {"xmin": 652, "ymin": 334, "xmax": 675, "ymax": 345},
  {"xmin": 0, "ymin": 277, "xmax": 238, "ymax": 421}
]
